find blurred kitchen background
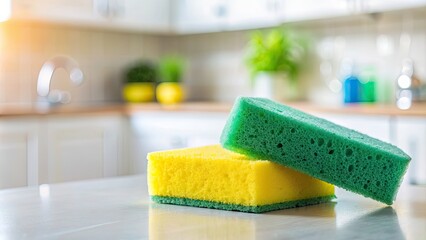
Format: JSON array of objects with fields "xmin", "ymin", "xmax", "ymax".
[{"xmin": 0, "ymin": 0, "xmax": 425, "ymax": 189}]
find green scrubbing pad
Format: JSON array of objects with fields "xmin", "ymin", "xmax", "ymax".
[
  {"xmin": 151, "ymin": 195, "xmax": 335, "ymax": 213},
  {"xmin": 220, "ymin": 97, "xmax": 411, "ymax": 205}
]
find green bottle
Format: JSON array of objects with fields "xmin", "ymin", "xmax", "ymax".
[{"xmin": 360, "ymin": 66, "xmax": 377, "ymax": 103}]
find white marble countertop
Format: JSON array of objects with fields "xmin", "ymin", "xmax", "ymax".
[{"xmin": 0, "ymin": 175, "xmax": 425, "ymax": 240}]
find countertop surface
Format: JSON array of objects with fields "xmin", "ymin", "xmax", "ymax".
[
  {"xmin": 0, "ymin": 175, "xmax": 425, "ymax": 239},
  {"xmin": 1, "ymin": 101, "xmax": 426, "ymax": 117}
]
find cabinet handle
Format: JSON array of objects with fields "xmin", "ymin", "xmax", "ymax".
[
  {"xmin": 94, "ymin": 0, "xmax": 109, "ymax": 18},
  {"xmin": 93, "ymin": 0, "xmax": 124, "ymax": 19},
  {"xmin": 346, "ymin": 0, "xmax": 364, "ymax": 14},
  {"xmin": 213, "ymin": 4, "xmax": 227, "ymax": 18},
  {"xmin": 108, "ymin": 0, "xmax": 125, "ymax": 18}
]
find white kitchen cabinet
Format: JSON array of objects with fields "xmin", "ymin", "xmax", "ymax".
[
  {"xmin": 226, "ymin": 0, "xmax": 284, "ymax": 31},
  {"xmin": 281, "ymin": 0, "xmax": 352, "ymax": 22},
  {"xmin": 43, "ymin": 114, "xmax": 125, "ymax": 184},
  {"xmin": 172, "ymin": 0, "xmax": 229, "ymax": 34},
  {"xmin": 394, "ymin": 117, "xmax": 426, "ymax": 185},
  {"xmin": 173, "ymin": 0, "xmax": 426, "ymax": 34},
  {"xmin": 112, "ymin": 0, "xmax": 170, "ymax": 32},
  {"xmin": 129, "ymin": 111, "xmax": 228, "ymax": 173},
  {"xmin": 0, "ymin": 113, "xmax": 127, "ymax": 190},
  {"xmin": 173, "ymin": 0, "xmax": 285, "ymax": 34},
  {"xmin": 10, "ymin": 0, "xmax": 426, "ymax": 34},
  {"xmin": 280, "ymin": 0, "xmax": 426, "ymax": 23},
  {"xmin": 11, "ymin": 0, "xmax": 171, "ymax": 33},
  {"xmin": 0, "ymin": 118, "xmax": 39, "ymax": 189},
  {"xmin": 363, "ymin": 0, "xmax": 426, "ymax": 13},
  {"xmin": 12, "ymin": 0, "xmax": 100, "ymax": 25}
]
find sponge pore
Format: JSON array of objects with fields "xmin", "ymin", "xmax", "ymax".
[
  {"xmin": 148, "ymin": 145, "xmax": 335, "ymax": 213},
  {"xmin": 220, "ymin": 97, "xmax": 411, "ymax": 205}
]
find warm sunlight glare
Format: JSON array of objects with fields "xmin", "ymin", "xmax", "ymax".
[{"xmin": 0, "ymin": 0, "xmax": 11, "ymax": 22}]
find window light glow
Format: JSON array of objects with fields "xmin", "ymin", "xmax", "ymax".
[{"xmin": 0, "ymin": 0, "xmax": 11, "ymax": 22}]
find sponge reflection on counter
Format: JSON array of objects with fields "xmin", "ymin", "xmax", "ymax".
[{"xmin": 147, "ymin": 145, "xmax": 335, "ymax": 213}]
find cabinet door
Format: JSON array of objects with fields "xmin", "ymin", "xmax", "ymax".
[
  {"xmin": 282, "ymin": 0, "xmax": 350, "ymax": 22},
  {"xmin": 363, "ymin": 0, "xmax": 426, "ymax": 13},
  {"xmin": 0, "ymin": 118, "xmax": 39, "ymax": 189},
  {"xmin": 394, "ymin": 117, "xmax": 426, "ymax": 185},
  {"xmin": 173, "ymin": 0, "xmax": 284, "ymax": 33},
  {"xmin": 112, "ymin": 0, "xmax": 170, "ymax": 32},
  {"xmin": 12, "ymin": 0, "xmax": 170, "ymax": 33},
  {"xmin": 44, "ymin": 115, "xmax": 123, "ymax": 184},
  {"xmin": 130, "ymin": 111, "xmax": 228, "ymax": 173},
  {"xmin": 227, "ymin": 0, "xmax": 283, "ymax": 31},
  {"xmin": 173, "ymin": 0, "xmax": 228, "ymax": 34},
  {"xmin": 12, "ymin": 0, "xmax": 100, "ymax": 25}
]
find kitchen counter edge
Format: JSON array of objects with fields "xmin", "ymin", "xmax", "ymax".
[{"xmin": 0, "ymin": 102, "xmax": 425, "ymax": 118}]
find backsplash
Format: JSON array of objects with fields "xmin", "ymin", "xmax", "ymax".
[
  {"xmin": 0, "ymin": 10, "xmax": 425, "ymax": 104},
  {"xmin": 0, "ymin": 21, "xmax": 164, "ymax": 104},
  {"xmin": 173, "ymin": 11, "xmax": 426, "ymax": 103}
]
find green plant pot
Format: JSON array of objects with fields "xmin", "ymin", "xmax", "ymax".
[
  {"xmin": 123, "ymin": 83, "xmax": 155, "ymax": 103},
  {"xmin": 156, "ymin": 82, "xmax": 184, "ymax": 104}
]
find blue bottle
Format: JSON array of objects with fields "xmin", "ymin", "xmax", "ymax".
[{"xmin": 343, "ymin": 75, "xmax": 361, "ymax": 103}]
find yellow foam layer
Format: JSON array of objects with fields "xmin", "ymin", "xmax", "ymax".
[{"xmin": 148, "ymin": 145, "xmax": 334, "ymax": 206}]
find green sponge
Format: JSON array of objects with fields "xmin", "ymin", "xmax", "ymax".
[{"xmin": 221, "ymin": 97, "xmax": 411, "ymax": 205}]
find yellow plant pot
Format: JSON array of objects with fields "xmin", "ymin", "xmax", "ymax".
[
  {"xmin": 123, "ymin": 83, "xmax": 155, "ymax": 103},
  {"xmin": 156, "ymin": 82, "xmax": 184, "ymax": 104}
]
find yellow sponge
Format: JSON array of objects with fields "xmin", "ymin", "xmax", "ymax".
[{"xmin": 148, "ymin": 145, "xmax": 335, "ymax": 213}]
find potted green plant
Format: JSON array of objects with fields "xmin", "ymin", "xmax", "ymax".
[
  {"xmin": 245, "ymin": 28, "xmax": 306, "ymax": 101},
  {"xmin": 123, "ymin": 62, "xmax": 156, "ymax": 103},
  {"xmin": 156, "ymin": 55, "xmax": 185, "ymax": 104}
]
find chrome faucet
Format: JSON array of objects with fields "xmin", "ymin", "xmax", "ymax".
[{"xmin": 37, "ymin": 56, "xmax": 84, "ymax": 104}]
